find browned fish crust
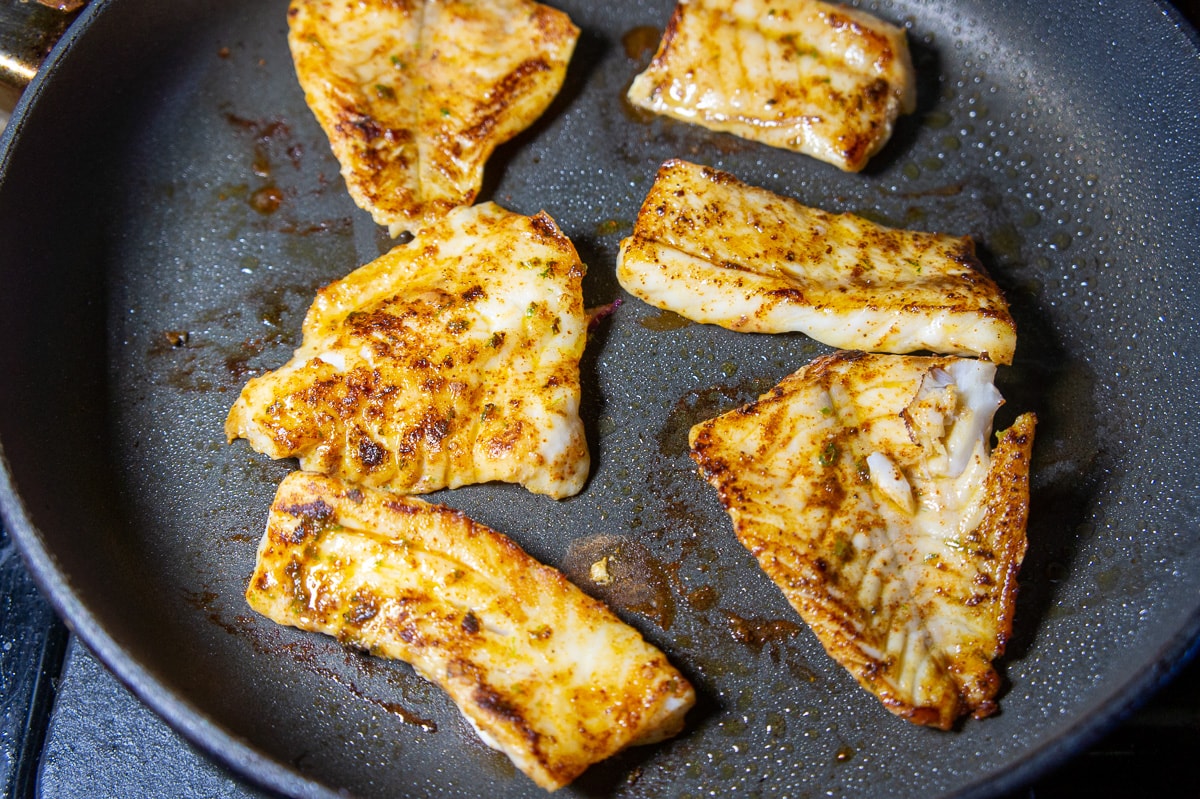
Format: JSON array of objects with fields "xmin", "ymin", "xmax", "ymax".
[
  {"xmin": 247, "ymin": 471, "xmax": 696, "ymax": 791},
  {"xmin": 690, "ymin": 351, "xmax": 1036, "ymax": 729}
]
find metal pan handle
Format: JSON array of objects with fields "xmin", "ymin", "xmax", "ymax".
[{"xmin": 0, "ymin": 0, "xmax": 87, "ymax": 94}]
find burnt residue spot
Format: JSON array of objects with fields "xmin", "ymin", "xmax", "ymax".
[
  {"xmin": 224, "ymin": 113, "xmax": 298, "ymax": 175},
  {"xmin": 561, "ymin": 535, "xmax": 678, "ymax": 630},
  {"xmin": 725, "ymin": 611, "xmax": 803, "ymax": 653},
  {"xmin": 357, "ymin": 437, "xmax": 386, "ymax": 469},
  {"xmin": 164, "ymin": 330, "xmax": 190, "ymax": 348},
  {"xmin": 184, "ymin": 589, "xmax": 249, "ymax": 637},
  {"xmin": 282, "ymin": 498, "xmax": 336, "ymax": 522},
  {"xmin": 250, "ymin": 185, "xmax": 284, "ymax": 214},
  {"xmin": 343, "ymin": 591, "xmax": 380, "ymax": 626},
  {"xmin": 659, "ymin": 378, "xmax": 773, "ymax": 459},
  {"xmin": 377, "ymin": 700, "xmax": 437, "ymax": 733},
  {"xmin": 284, "ymin": 556, "xmax": 309, "ymax": 607},
  {"xmin": 225, "ymin": 337, "xmax": 269, "ymax": 381},
  {"xmin": 461, "ymin": 610, "xmax": 481, "ymax": 635},
  {"xmin": 303, "ymin": 651, "xmax": 438, "ymax": 734},
  {"xmin": 278, "ymin": 217, "xmax": 355, "ymax": 236},
  {"xmin": 686, "ymin": 584, "xmax": 718, "ymax": 611}
]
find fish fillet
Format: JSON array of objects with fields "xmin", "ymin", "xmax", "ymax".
[
  {"xmin": 287, "ymin": 0, "xmax": 578, "ymax": 234},
  {"xmin": 226, "ymin": 202, "xmax": 589, "ymax": 499},
  {"xmin": 617, "ymin": 160, "xmax": 1017, "ymax": 364},
  {"xmin": 689, "ymin": 350, "xmax": 1035, "ymax": 728},
  {"xmin": 247, "ymin": 471, "xmax": 695, "ymax": 791},
  {"xmin": 627, "ymin": 0, "xmax": 916, "ymax": 171}
]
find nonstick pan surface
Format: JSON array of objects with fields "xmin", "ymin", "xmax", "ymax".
[{"xmin": 2, "ymin": 1, "xmax": 1199, "ymax": 797}]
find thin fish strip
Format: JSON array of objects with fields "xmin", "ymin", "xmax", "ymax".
[
  {"xmin": 247, "ymin": 471, "xmax": 695, "ymax": 791},
  {"xmin": 617, "ymin": 160, "xmax": 1017, "ymax": 364}
]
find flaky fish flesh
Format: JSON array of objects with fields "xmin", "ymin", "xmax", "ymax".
[
  {"xmin": 689, "ymin": 351, "xmax": 1035, "ymax": 728},
  {"xmin": 287, "ymin": 0, "xmax": 578, "ymax": 234},
  {"xmin": 618, "ymin": 160, "xmax": 1017, "ymax": 364},
  {"xmin": 627, "ymin": 0, "xmax": 916, "ymax": 171},
  {"xmin": 247, "ymin": 471, "xmax": 695, "ymax": 791},
  {"xmin": 226, "ymin": 202, "xmax": 589, "ymax": 499}
]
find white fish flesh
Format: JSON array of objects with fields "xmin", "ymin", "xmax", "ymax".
[
  {"xmin": 689, "ymin": 350, "xmax": 1035, "ymax": 728},
  {"xmin": 226, "ymin": 202, "xmax": 590, "ymax": 499},
  {"xmin": 287, "ymin": 0, "xmax": 578, "ymax": 234},
  {"xmin": 247, "ymin": 471, "xmax": 695, "ymax": 791},
  {"xmin": 627, "ymin": 0, "xmax": 916, "ymax": 171},
  {"xmin": 617, "ymin": 160, "xmax": 1017, "ymax": 364}
]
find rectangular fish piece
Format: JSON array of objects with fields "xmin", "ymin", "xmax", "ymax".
[
  {"xmin": 617, "ymin": 160, "xmax": 1017, "ymax": 364},
  {"xmin": 247, "ymin": 471, "xmax": 695, "ymax": 791},
  {"xmin": 627, "ymin": 0, "xmax": 916, "ymax": 171}
]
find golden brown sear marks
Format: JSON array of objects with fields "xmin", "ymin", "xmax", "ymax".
[
  {"xmin": 689, "ymin": 351, "xmax": 1035, "ymax": 729},
  {"xmin": 287, "ymin": 0, "xmax": 578, "ymax": 234},
  {"xmin": 617, "ymin": 160, "xmax": 1017, "ymax": 364},
  {"xmin": 247, "ymin": 471, "xmax": 695, "ymax": 792},
  {"xmin": 627, "ymin": 0, "xmax": 916, "ymax": 171},
  {"xmin": 226, "ymin": 202, "xmax": 590, "ymax": 499}
]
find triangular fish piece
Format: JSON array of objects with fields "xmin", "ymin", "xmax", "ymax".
[
  {"xmin": 689, "ymin": 351, "xmax": 1035, "ymax": 728},
  {"xmin": 248, "ymin": 471, "xmax": 695, "ymax": 791},
  {"xmin": 627, "ymin": 0, "xmax": 916, "ymax": 171},
  {"xmin": 226, "ymin": 202, "xmax": 590, "ymax": 499},
  {"xmin": 618, "ymin": 160, "xmax": 1017, "ymax": 364},
  {"xmin": 287, "ymin": 0, "xmax": 579, "ymax": 234}
]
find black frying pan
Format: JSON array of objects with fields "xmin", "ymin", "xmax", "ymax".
[{"xmin": 3, "ymin": 1, "xmax": 1199, "ymax": 797}]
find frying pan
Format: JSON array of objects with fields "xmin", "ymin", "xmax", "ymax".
[{"xmin": 2, "ymin": 0, "xmax": 1199, "ymax": 797}]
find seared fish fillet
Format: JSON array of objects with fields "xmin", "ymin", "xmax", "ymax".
[
  {"xmin": 247, "ymin": 471, "xmax": 696, "ymax": 792},
  {"xmin": 689, "ymin": 351, "xmax": 1035, "ymax": 728},
  {"xmin": 226, "ymin": 202, "xmax": 589, "ymax": 499},
  {"xmin": 627, "ymin": 0, "xmax": 916, "ymax": 171},
  {"xmin": 618, "ymin": 160, "xmax": 1017, "ymax": 364},
  {"xmin": 287, "ymin": 0, "xmax": 578, "ymax": 234}
]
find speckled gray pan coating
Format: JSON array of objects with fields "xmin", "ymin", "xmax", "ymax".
[{"xmin": 1, "ymin": 1, "xmax": 1198, "ymax": 797}]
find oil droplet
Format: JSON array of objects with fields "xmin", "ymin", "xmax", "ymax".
[
  {"xmin": 921, "ymin": 156, "xmax": 945, "ymax": 172},
  {"xmin": 721, "ymin": 717, "xmax": 748, "ymax": 736},
  {"xmin": 686, "ymin": 584, "xmax": 718, "ymax": 611},
  {"xmin": 1049, "ymin": 231, "xmax": 1073, "ymax": 251},
  {"xmin": 940, "ymin": 134, "xmax": 961, "ymax": 151},
  {"xmin": 988, "ymin": 224, "xmax": 1023, "ymax": 262},
  {"xmin": 250, "ymin": 185, "xmax": 284, "ymax": 214},
  {"xmin": 623, "ymin": 25, "xmax": 662, "ymax": 60},
  {"xmin": 252, "ymin": 151, "xmax": 271, "ymax": 178},
  {"xmin": 902, "ymin": 162, "xmax": 921, "ymax": 180},
  {"xmin": 725, "ymin": 611, "xmax": 802, "ymax": 652},
  {"xmin": 1019, "ymin": 210, "xmax": 1042, "ymax": 228},
  {"xmin": 640, "ymin": 309, "xmax": 692, "ymax": 331},
  {"xmin": 595, "ymin": 218, "xmax": 630, "ymax": 237},
  {"xmin": 924, "ymin": 110, "xmax": 952, "ymax": 129},
  {"xmin": 835, "ymin": 744, "xmax": 855, "ymax": 763},
  {"xmin": 852, "ymin": 208, "xmax": 901, "ymax": 228}
]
